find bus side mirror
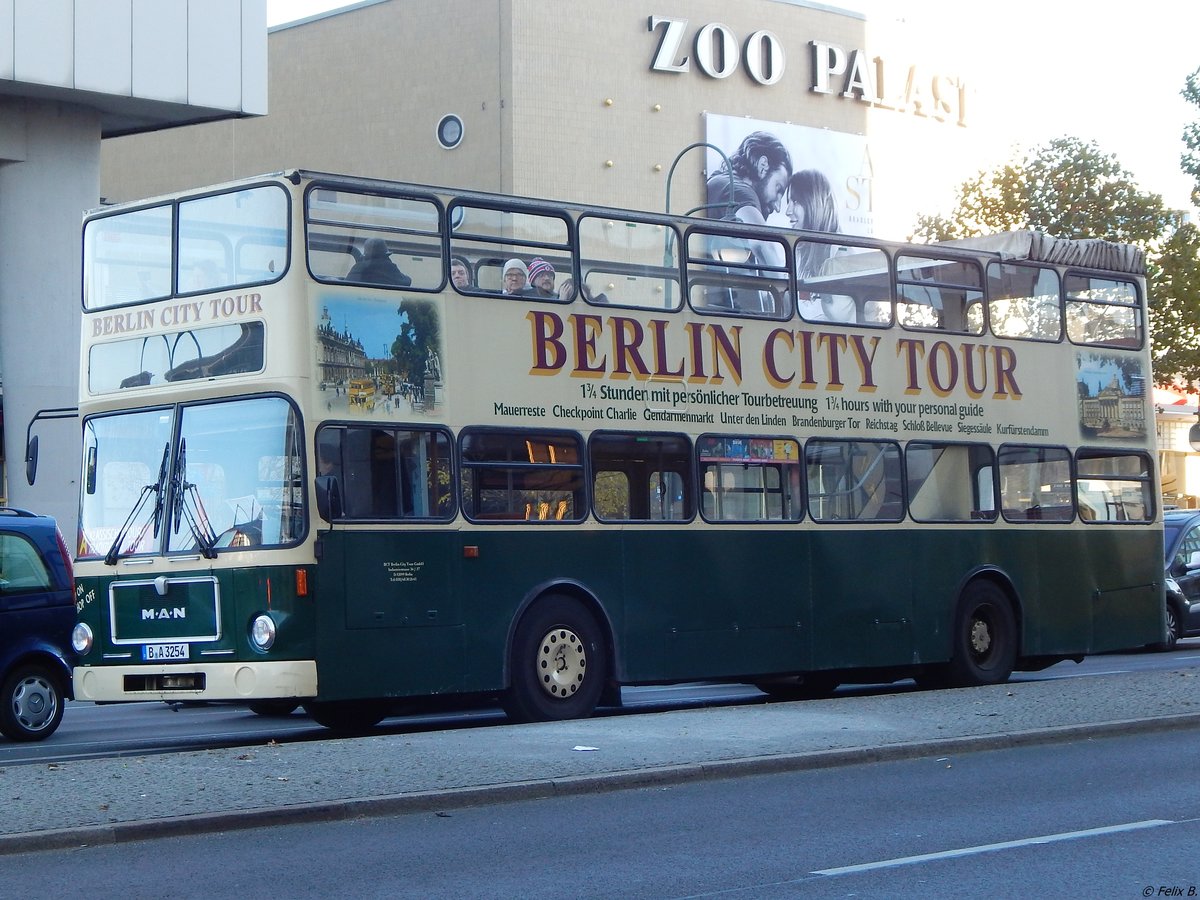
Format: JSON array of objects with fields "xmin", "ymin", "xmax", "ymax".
[
  {"xmin": 85, "ymin": 445, "xmax": 98, "ymax": 494},
  {"xmin": 24, "ymin": 435, "xmax": 38, "ymax": 485},
  {"xmin": 315, "ymin": 475, "xmax": 343, "ymax": 522}
]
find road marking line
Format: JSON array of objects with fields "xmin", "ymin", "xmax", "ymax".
[{"xmin": 811, "ymin": 819, "xmax": 1174, "ymax": 876}]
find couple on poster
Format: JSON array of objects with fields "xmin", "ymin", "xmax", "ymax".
[{"xmin": 704, "ymin": 120, "xmax": 865, "ymax": 322}]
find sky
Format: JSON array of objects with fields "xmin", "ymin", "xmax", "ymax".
[{"xmin": 266, "ymin": 0, "xmax": 1200, "ymax": 214}]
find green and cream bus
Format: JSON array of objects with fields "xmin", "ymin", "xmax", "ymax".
[{"xmin": 66, "ymin": 169, "xmax": 1165, "ymax": 729}]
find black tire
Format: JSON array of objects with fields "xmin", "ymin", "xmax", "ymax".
[
  {"xmin": 502, "ymin": 595, "xmax": 607, "ymax": 723},
  {"xmin": 946, "ymin": 581, "xmax": 1018, "ymax": 687},
  {"xmin": 0, "ymin": 664, "xmax": 65, "ymax": 742},
  {"xmin": 754, "ymin": 674, "xmax": 839, "ymax": 700},
  {"xmin": 302, "ymin": 700, "xmax": 389, "ymax": 732},
  {"xmin": 1153, "ymin": 602, "xmax": 1181, "ymax": 652},
  {"xmin": 247, "ymin": 700, "xmax": 301, "ymax": 717}
]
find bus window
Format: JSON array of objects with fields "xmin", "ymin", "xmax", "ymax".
[
  {"xmin": 306, "ymin": 188, "xmax": 443, "ymax": 291},
  {"xmin": 796, "ymin": 243, "xmax": 891, "ymax": 326},
  {"xmin": 1065, "ymin": 274, "xmax": 1142, "ymax": 347},
  {"xmin": 83, "ymin": 204, "xmax": 173, "ymax": 310},
  {"xmin": 89, "ymin": 322, "xmax": 266, "ymax": 394},
  {"xmin": 330, "ymin": 425, "xmax": 453, "ymax": 520},
  {"xmin": 896, "ymin": 254, "xmax": 984, "ymax": 335},
  {"xmin": 987, "ymin": 262, "xmax": 1062, "ymax": 341},
  {"xmin": 805, "ymin": 439, "xmax": 903, "ymax": 522},
  {"xmin": 460, "ymin": 429, "xmax": 584, "ymax": 522},
  {"xmin": 686, "ymin": 227, "xmax": 790, "ymax": 318},
  {"xmin": 179, "ymin": 185, "xmax": 288, "ymax": 293},
  {"xmin": 997, "ymin": 445, "xmax": 1073, "ymax": 522},
  {"xmin": 577, "ymin": 215, "xmax": 682, "ymax": 310},
  {"xmin": 590, "ymin": 433, "xmax": 693, "ymax": 522},
  {"xmin": 1075, "ymin": 450, "xmax": 1153, "ymax": 522},
  {"xmin": 905, "ymin": 442, "xmax": 997, "ymax": 522},
  {"xmin": 448, "ymin": 203, "xmax": 572, "ymax": 300},
  {"xmin": 697, "ymin": 435, "xmax": 802, "ymax": 522}
]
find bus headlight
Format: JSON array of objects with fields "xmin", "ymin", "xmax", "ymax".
[
  {"xmin": 250, "ymin": 614, "xmax": 277, "ymax": 651},
  {"xmin": 72, "ymin": 622, "xmax": 94, "ymax": 655}
]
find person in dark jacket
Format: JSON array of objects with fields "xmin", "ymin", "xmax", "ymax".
[{"xmin": 347, "ymin": 238, "xmax": 411, "ymax": 286}]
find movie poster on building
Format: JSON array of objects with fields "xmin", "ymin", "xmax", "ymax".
[{"xmin": 702, "ymin": 113, "xmax": 873, "ymax": 238}]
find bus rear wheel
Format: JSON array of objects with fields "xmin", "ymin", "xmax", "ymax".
[
  {"xmin": 947, "ymin": 581, "xmax": 1017, "ymax": 687},
  {"xmin": 503, "ymin": 596, "xmax": 607, "ymax": 723}
]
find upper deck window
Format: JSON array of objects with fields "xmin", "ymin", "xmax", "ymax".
[
  {"xmin": 896, "ymin": 254, "xmax": 985, "ymax": 335},
  {"xmin": 307, "ymin": 188, "xmax": 443, "ymax": 291},
  {"xmin": 83, "ymin": 185, "xmax": 290, "ymax": 312},
  {"xmin": 577, "ymin": 215, "xmax": 682, "ymax": 310},
  {"xmin": 1065, "ymin": 274, "xmax": 1142, "ymax": 348},
  {"xmin": 448, "ymin": 202, "xmax": 572, "ymax": 300},
  {"xmin": 795, "ymin": 242, "xmax": 891, "ymax": 325},
  {"xmin": 685, "ymin": 226, "xmax": 791, "ymax": 318},
  {"xmin": 987, "ymin": 262, "xmax": 1062, "ymax": 341},
  {"xmin": 83, "ymin": 204, "xmax": 173, "ymax": 310},
  {"xmin": 178, "ymin": 186, "xmax": 288, "ymax": 295}
]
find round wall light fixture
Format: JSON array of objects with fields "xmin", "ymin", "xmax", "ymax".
[{"xmin": 436, "ymin": 114, "xmax": 464, "ymax": 149}]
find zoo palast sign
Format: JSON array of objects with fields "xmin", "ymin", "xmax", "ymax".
[{"xmin": 647, "ymin": 15, "xmax": 969, "ymax": 127}]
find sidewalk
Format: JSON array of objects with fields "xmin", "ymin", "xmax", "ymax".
[{"xmin": 3, "ymin": 667, "xmax": 1198, "ymax": 854}]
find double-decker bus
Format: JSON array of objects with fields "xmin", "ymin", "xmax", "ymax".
[{"xmin": 66, "ymin": 169, "xmax": 1165, "ymax": 729}]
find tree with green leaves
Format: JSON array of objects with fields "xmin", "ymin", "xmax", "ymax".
[
  {"xmin": 1156, "ymin": 66, "xmax": 1200, "ymax": 388},
  {"xmin": 911, "ymin": 136, "xmax": 1174, "ymax": 245},
  {"xmin": 390, "ymin": 298, "xmax": 440, "ymax": 385},
  {"xmin": 912, "ymin": 126, "xmax": 1200, "ymax": 388}
]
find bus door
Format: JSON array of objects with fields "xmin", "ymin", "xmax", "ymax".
[{"xmin": 313, "ymin": 425, "xmax": 463, "ymax": 698}]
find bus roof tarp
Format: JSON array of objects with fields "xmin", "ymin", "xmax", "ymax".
[{"xmin": 934, "ymin": 230, "xmax": 1145, "ymax": 276}]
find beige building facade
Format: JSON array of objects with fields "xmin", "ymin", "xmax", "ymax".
[{"xmin": 100, "ymin": 0, "xmax": 979, "ymax": 240}]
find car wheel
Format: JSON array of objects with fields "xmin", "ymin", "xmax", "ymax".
[
  {"xmin": 946, "ymin": 581, "xmax": 1017, "ymax": 687},
  {"xmin": 0, "ymin": 664, "xmax": 65, "ymax": 742},
  {"xmin": 502, "ymin": 595, "xmax": 607, "ymax": 723},
  {"xmin": 1154, "ymin": 603, "xmax": 1181, "ymax": 652}
]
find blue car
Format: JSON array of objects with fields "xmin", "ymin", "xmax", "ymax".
[
  {"xmin": 0, "ymin": 507, "xmax": 75, "ymax": 740},
  {"xmin": 1162, "ymin": 510, "xmax": 1200, "ymax": 650}
]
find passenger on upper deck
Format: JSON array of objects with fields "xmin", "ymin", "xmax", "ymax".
[
  {"xmin": 347, "ymin": 238, "xmax": 412, "ymax": 287},
  {"xmin": 558, "ymin": 277, "xmax": 608, "ymax": 304},
  {"xmin": 450, "ymin": 255, "xmax": 473, "ymax": 290},
  {"xmin": 527, "ymin": 258, "xmax": 557, "ymax": 298},
  {"xmin": 502, "ymin": 258, "xmax": 529, "ymax": 295}
]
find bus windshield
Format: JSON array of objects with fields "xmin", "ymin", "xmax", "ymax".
[{"xmin": 79, "ymin": 396, "xmax": 304, "ymax": 560}]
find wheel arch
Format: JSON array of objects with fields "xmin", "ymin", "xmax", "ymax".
[
  {"xmin": 953, "ymin": 565, "xmax": 1024, "ymax": 658},
  {"xmin": 502, "ymin": 578, "xmax": 620, "ymax": 690},
  {"xmin": 2, "ymin": 645, "xmax": 74, "ymax": 701}
]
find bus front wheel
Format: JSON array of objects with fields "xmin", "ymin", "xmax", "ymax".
[
  {"xmin": 503, "ymin": 596, "xmax": 607, "ymax": 723},
  {"xmin": 302, "ymin": 700, "xmax": 389, "ymax": 732},
  {"xmin": 947, "ymin": 581, "xmax": 1017, "ymax": 687}
]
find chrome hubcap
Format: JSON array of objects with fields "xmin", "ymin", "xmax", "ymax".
[
  {"xmin": 12, "ymin": 676, "xmax": 56, "ymax": 731},
  {"xmin": 969, "ymin": 617, "xmax": 992, "ymax": 658},
  {"xmin": 536, "ymin": 627, "xmax": 587, "ymax": 699}
]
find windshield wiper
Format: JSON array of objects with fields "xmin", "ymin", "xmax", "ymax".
[
  {"xmin": 103, "ymin": 443, "xmax": 169, "ymax": 566},
  {"xmin": 171, "ymin": 438, "xmax": 218, "ymax": 559}
]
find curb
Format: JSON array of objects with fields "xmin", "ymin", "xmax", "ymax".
[{"xmin": 4, "ymin": 711, "xmax": 1199, "ymax": 856}]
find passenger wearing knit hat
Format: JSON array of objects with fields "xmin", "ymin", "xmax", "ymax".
[
  {"xmin": 502, "ymin": 258, "xmax": 528, "ymax": 295},
  {"xmin": 527, "ymin": 258, "xmax": 557, "ymax": 297}
]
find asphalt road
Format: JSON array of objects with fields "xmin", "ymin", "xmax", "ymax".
[
  {"xmin": 7, "ymin": 725, "xmax": 1198, "ymax": 898},
  {"xmin": 5, "ymin": 640, "xmax": 1197, "ymax": 765}
]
